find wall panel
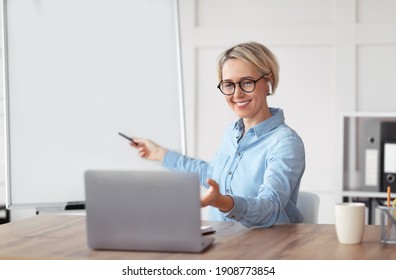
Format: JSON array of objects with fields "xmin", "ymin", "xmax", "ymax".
[
  {"xmin": 357, "ymin": 45, "xmax": 396, "ymax": 111},
  {"xmin": 357, "ymin": 0, "xmax": 396, "ymax": 23},
  {"xmin": 197, "ymin": 0, "xmax": 334, "ymax": 26}
]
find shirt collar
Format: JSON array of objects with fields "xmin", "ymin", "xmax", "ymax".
[{"xmin": 233, "ymin": 107, "xmax": 285, "ymax": 139}]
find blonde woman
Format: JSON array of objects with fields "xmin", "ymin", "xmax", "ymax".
[{"xmin": 131, "ymin": 42, "xmax": 305, "ymax": 228}]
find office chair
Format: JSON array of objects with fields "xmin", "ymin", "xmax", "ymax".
[{"xmin": 297, "ymin": 191, "xmax": 320, "ymax": 224}]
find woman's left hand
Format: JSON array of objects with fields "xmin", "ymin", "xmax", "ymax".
[{"xmin": 201, "ymin": 178, "xmax": 234, "ymax": 212}]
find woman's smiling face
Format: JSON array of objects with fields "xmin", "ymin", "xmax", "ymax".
[{"xmin": 221, "ymin": 58, "xmax": 271, "ymax": 128}]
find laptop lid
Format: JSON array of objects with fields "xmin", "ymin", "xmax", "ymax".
[{"xmin": 85, "ymin": 170, "xmax": 214, "ymax": 253}]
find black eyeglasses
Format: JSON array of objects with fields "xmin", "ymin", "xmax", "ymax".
[{"xmin": 217, "ymin": 76, "xmax": 264, "ymax": 96}]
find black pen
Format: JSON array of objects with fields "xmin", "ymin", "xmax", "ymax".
[{"xmin": 118, "ymin": 132, "xmax": 137, "ymax": 145}]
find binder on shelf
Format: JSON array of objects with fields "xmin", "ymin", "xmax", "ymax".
[
  {"xmin": 382, "ymin": 141, "xmax": 396, "ymax": 192},
  {"xmin": 380, "ymin": 122, "xmax": 396, "ymax": 192},
  {"xmin": 362, "ymin": 120, "xmax": 381, "ymax": 191}
]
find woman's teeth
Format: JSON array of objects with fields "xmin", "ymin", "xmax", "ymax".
[{"xmin": 236, "ymin": 100, "xmax": 250, "ymax": 106}]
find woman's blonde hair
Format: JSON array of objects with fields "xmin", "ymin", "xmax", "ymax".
[{"xmin": 217, "ymin": 42, "xmax": 280, "ymax": 93}]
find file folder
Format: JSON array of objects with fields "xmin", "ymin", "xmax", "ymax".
[
  {"xmin": 362, "ymin": 120, "xmax": 381, "ymax": 191},
  {"xmin": 383, "ymin": 141, "xmax": 396, "ymax": 192},
  {"xmin": 380, "ymin": 122, "xmax": 396, "ymax": 192}
]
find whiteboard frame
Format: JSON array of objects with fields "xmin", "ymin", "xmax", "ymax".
[{"xmin": 1, "ymin": 0, "xmax": 186, "ymax": 209}]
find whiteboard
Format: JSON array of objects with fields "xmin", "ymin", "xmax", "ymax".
[{"xmin": 2, "ymin": 0, "xmax": 185, "ymax": 208}]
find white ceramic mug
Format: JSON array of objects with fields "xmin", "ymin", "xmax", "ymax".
[{"xmin": 334, "ymin": 202, "xmax": 366, "ymax": 244}]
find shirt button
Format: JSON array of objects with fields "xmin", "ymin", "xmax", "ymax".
[
  {"xmin": 237, "ymin": 152, "xmax": 241, "ymax": 157},
  {"xmin": 228, "ymin": 171, "xmax": 232, "ymax": 175},
  {"xmin": 226, "ymin": 190, "xmax": 230, "ymax": 194}
]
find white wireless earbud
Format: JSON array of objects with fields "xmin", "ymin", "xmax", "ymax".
[{"xmin": 267, "ymin": 82, "xmax": 273, "ymax": 95}]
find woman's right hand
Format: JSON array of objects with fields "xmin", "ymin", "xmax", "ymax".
[{"xmin": 130, "ymin": 138, "xmax": 167, "ymax": 162}]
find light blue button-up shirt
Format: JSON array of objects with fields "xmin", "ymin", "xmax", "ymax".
[{"xmin": 163, "ymin": 107, "xmax": 305, "ymax": 228}]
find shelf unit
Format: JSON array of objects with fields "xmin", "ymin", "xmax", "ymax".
[{"xmin": 340, "ymin": 112, "xmax": 396, "ymax": 224}]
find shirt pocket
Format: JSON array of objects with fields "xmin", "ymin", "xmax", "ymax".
[{"xmin": 210, "ymin": 153, "xmax": 230, "ymax": 182}]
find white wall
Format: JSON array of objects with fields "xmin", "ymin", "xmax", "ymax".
[
  {"xmin": 1, "ymin": 0, "xmax": 396, "ymax": 223},
  {"xmin": 179, "ymin": 0, "xmax": 396, "ymax": 224}
]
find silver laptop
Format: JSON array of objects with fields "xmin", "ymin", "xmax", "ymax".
[{"xmin": 85, "ymin": 170, "xmax": 214, "ymax": 253}]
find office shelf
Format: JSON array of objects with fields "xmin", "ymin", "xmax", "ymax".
[{"xmin": 340, "ymin": 112, "xmax": 396, "ymax": 224}]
